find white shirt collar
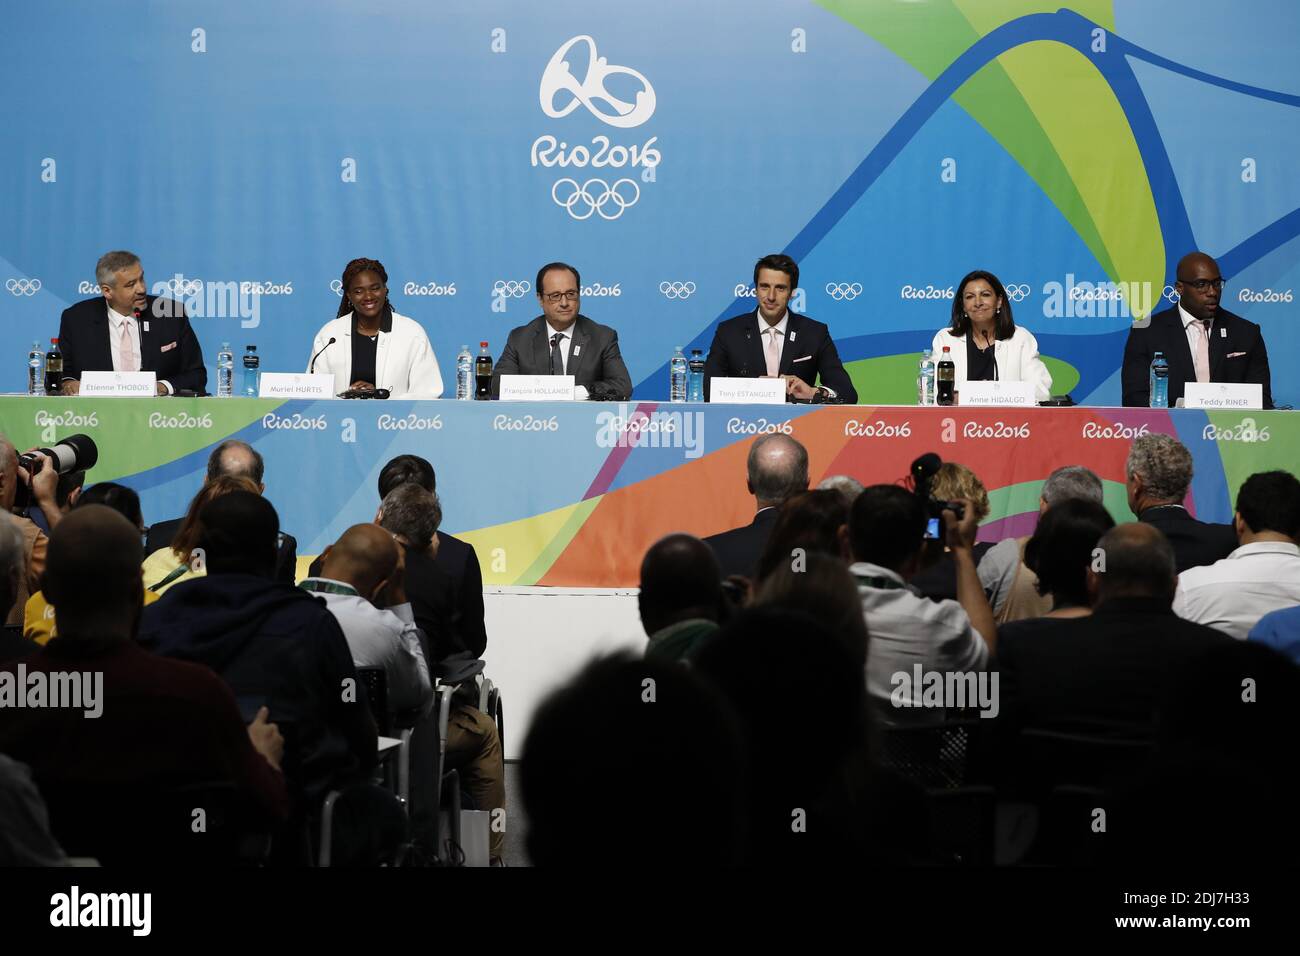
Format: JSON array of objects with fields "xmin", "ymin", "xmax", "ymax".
[
  {"xmin": 757, "ymin": 310, "xmax": 788, "ymax": 337},
  {"xmin": 1178, "ymin": 303, "xmax": 1211, "ymax": 331},
  {"xmin": 545, "ymin": 321, "xmax": 574, "ymax": 340},
  {"xmin": 847, "ymin": 561, "xmax": 906, "ymax": 587},
  {"xmin": 1228, "ymin": 541, "xmax": 1300, "ymax": 559},
  {"xmin": 106, "ymin": 304, "xmax": 136, "ymax": 328}
]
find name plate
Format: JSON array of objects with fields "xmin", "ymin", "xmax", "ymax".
[
  {"xmin": 1183, "ymin": 382, "xmax": 1263, "ymax": 410},
  {"xmin": 709, "ymin": 377, "xmax": 786, "ymax": 405},
  {"xmin": 498, "ymin": 374, "xmax": 577, "ymax": 402},
  {"xmin": 80, "ymin": 371, "xmax": 156, "ymax": 396},
  {"xmin": 959, "ymin": 380, "xmax": 1036, "ymax": 407},
  {"xmin": 259, "ymin": 372, "xmax": 336, "ymax": 399}
]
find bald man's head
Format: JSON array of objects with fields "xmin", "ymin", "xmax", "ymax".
[
  {"xmin": 746, "ymin": 434, "xmax": 809, "ymax": 509},
  {"xmin": 0, "ymin": 435, "xmax": 17, "ymax": 512},
  {"xmin": 44, "ymin": 504, "xmax": 144, "ymax": 641},
  {"xmin": 1174, "ymin": 251, "xmax": 1223, "ymax": 322},
  {"xmin": 320, "ymin": 523, "xmax": 400, "ymax": 602},
  {"xmin": 1089, "ymin": 522, "xmax": 1178, "ymax": 605},
  {"xmin": 638, "ymin": 533, "xmax": 724, "ymax": 637}
]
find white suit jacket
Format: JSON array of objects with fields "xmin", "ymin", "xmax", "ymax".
[
  {"xmin": 929, "ymin": 326, "xmax": 1053, "ymax": 402},
  {"xmin": 309, "ymin": 311, "xmax": 444, "ymax": 399}
]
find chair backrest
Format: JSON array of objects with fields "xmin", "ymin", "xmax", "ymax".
[
  {"xmin": 355, "ymin": 666, "xmax": 391, "ymax": 735},
  {"xmin": 1016, "ymin": 727, "xmax": 1152, "ymax": 792},
  {"xmin": 879, "ymin": 719, "xmax": 986, "ymax": 790}
]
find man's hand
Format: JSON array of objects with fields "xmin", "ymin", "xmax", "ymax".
[
  {"xmin": 783, "ymin": 375, "xmax": 818, "ymax": 400},
  {"xmin": 20, "ymin": 451, "xmax": 57, "ymax": 505},
  {"xmin": 942, "ymin": 497, "xmax": 979, "ymax": 553},
  {"xmin": 60, "ymin": 379, "xmax": 80, "ymax": 396},
  {"xmin": 247, "ymin": 706, "xmax": 284, "ymax": 771}
]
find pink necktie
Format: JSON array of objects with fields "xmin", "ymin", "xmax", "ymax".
[
  {"xmin": 1194, "ymin": 321, "xmax": 1210, "ymax": 383},
  {"xmin": 765, "ymin": 328, "xmax": 781, "ymax": 377},
  {"xmin": 120, "ymin": 318, "xmax": 138, "ymax": 372}
]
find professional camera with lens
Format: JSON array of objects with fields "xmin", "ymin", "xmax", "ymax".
[
  {"xmin": 910, "ymin": 452, "xmax": 965, "ymax": 538},
  {"xmin": 11, "ymin": 434, "xmax": 98, "ymax": 514}
]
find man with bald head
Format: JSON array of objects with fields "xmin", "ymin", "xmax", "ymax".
[
  {"xmin": 704, "ymin": 433, "xmax": 810, "ymax": 579},
  {"xmin": 640, "ymin": 533, "xmax": 725, "ymax": 661},
  {"xmin": 1122, "ymin": 251, "xmax": 1273, "ymax": 408},
  {"xmin": 300, "ymin": 524, "xmax": 433, "ymax": 715},
  {"xmin": 0, "ymin": 506, "xmax": 289, "ymax": 862},
  {"xmin": 997, "ymin": 522, "xmax": 1233, "ymax": 740}
]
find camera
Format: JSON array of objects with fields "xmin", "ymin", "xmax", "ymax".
[
  {"xmin": 12, "ymin": 434, "xmax": 98, "ymax": 513},
  {"xmin": 910, "ymin": 452, "xmax": 965, "ymax": 538}
]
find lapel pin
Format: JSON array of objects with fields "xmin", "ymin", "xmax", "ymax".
[
  {"xmin": 573, "ymin": 345, "xmax": 581, "ymax": 356},
  {"xmin": 1220, "ymin": 327, "xmax": 1226, "ymax": 338},
  {"xmin": 789, "ymin": 331, "xmax": 796, "ymax": 342},
  {"xmin": 142, "ymin": 321, "xmax": 150, "ymax": 332}
]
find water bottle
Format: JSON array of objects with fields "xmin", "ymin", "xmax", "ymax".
[
  {"xmin": 936, "ymin": 346, "xmax": 956, "ymax": 406},
  {"xmin": 44, "ymin": 338, "xmax": 63, "ymax": 395},
  {"xmin": 917, "ymin": 349, "xmax": 934, "ymax": 406},
  {"xmin": 687, "ymin": 349, "xmax": 705, "ymax": 403},
  {"xmin": 669, "ymin": 347, "xmax": 688, "ymax": 402},
  {"xmin": 475, "ymin": 342, "xmax": 493, "ymax": 399},
  {"xmin": 216, "ymin": 342, "xmax": 234, "ymax": 397},
  {"xmin": 242, "ymin": 345, "xmax": 260, "ymax": 397},
  {"xmin": 455, "ymin": 345, "xmax": 473, "ymax": 400},
  {"xmin": 27, "ymin": 341, "xmax": 44, "ymax": 396},
  {"xmin": 1149, "ymin": 351, "xmax": 1169, "ymax": 408}
]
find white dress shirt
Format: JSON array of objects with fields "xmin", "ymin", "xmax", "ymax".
[
  {"xmin": 756, "ymin": 311, "xmax": 836, "ymax": 398},
  {"xmin": 302, "ymin": 578, "xmax": 434, "ymax": 715},
  {"xmin": 1173, "ymin": 541, "xmax": 1300, "ymax": 639},
  {"xmin": 108, "ymin": 305, "xmax": 172, "ymax": 394},
  {"xmin": 851, "ymin": 561, "xmax": 990, "ymax": 725},
  {"xmin": 544, "ymin": 321, "xmax": 589, "ymax": 399},
  {"xmin": 1178, "ymin": 303, "xmax": 1215, "ymax": 362}
]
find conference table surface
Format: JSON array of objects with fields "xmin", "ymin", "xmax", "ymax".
[{"xmin": 1, "ymin": 396, "xmax": 1292, "ymax": 587}]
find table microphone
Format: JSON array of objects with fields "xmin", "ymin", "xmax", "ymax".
[{"xmin": 310, "ymin": 337, "xmax": 336, "ymax": 373}]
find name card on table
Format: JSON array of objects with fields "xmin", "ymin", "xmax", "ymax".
[
  {"xmin": 80, "ymin": 371, "xmax": 156, "ymax": 396},
  {"xmin": 259, "ymin": 373, "xmax": 336, "ymax": 399},
  {"xmin": 1183, "ymin": 382, "xmax": 1263, "ymax": 410},
  {"xmin": 959, "ymin": 380, "xmax": 1036, "ymax": 407},
  {"xmin": 709, "ymin": 377, "xmax": 786, "ymax": 405},
  {"xmin": 498, "ymin": 375, "xmax": 577, "ymax": 401}
]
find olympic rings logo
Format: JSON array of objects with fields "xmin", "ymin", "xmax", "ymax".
[
  {"xmin": 551, "ymin": 177, "xmax": 640, "ymax": 220},
  {"xmin": 1004, "ymin": 283, "xmax": 1031, "ymax": 302},
  {"xmin": 659, "ymin": 281, "xmax": 696, "ymax": 300},
  {"xmin": 1163, "ymin": 285, "xmax": 1180, "ymax": 302},
  {"xmin": 825, "ymin": 282, "xmax": 862, "ymax": 301},
  {"xmin": 160, "ymin": 278, "xmax": 203, "ymax": 297},
  {"xmin": 492, "ymin": 280, "xmax": 532, "ymax": 298},
  {"xmin": 6, "ymin": 279, "xmax": 41, "ymax": 296},
  {"xmin": 330, "ymin": 280, "xmax": 344, "ymax": 295}
]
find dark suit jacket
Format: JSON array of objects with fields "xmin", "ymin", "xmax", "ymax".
[
  {"xmin": 702, "ymin": 310, "xmax": 857, "ymax": 403},
  {"xmin": 996, "ymin": 597, "xmax": 1233, "ymax": 740},
  {"xmin": 432, "ymin": 531, "xmax": 487, "ymax": 659},
  {"xmin": 1121, "ymin": 306, "xmax": 1272, "ymax": 408},
  {"xmin": 490, "ymin": 314, "xmax": 632, "ymax": 400},
  {"xmin": 1137, "ymin": 506, "xmax": 1238, "ymax": 574},
  {"xmin": 703, "ymin": 507, "xmax": 781, "ymax": 580},
  {"xmin": 57, "ymin": 295, "xmax": 208, "ymax": 394},
  {"xmin": 146, "ymin": 516, "xmax": 298, "ymax": 585}
]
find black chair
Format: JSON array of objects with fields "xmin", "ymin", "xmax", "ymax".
[
  {"xmin": 879, "ymin": 718, "xmax": 988, "ymax": 790},
  {"xmin": 319, "ymin": 782, "xmax": 409, "ymax": 867},
  {"xmin": 355, "ymin": 666, "xmax": 418, "ymax": 813},
  {"xmin": 925, "ymin": 785, "xmax": 997, "ymax": 866}
]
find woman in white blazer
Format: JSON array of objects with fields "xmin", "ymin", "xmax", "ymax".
[
  {"xmin": 309, "ymin": 258, "xmax": 444, "ymax": 398},
  {"xmin": 930, "ymin": 269, "xmax": 1053, "ymax": 403}
]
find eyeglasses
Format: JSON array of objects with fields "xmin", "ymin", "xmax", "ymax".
[
  {"xmin": 1177, "ymin": 277, "xmax": 1225, "ymax": 292},
  {"xmin": 543, "ymin": 291, "xmax": 580, "ymax": 303}
]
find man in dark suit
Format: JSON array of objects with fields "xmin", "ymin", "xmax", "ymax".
[
  {"xmin": 1121, "ymin": 251, "xmax": 1272, "ymax": 408},
  {"xmin": 145, "ymin": 440, "xmax": 298, "ymax": 583},
  {"xmin": 1125, "ymin": 433, "xmax": 1236, "ymax": 572},
  {"xmin": 997, "ymin": 523, "xmax": 1232, "ymax": 741},
  {"xmin": 57, "ymin": 250, "xmax": 207, "ymax": 396},
  {"xmin": 703, "ymin": 433, "xmax": 808, "ymax": 579},
  {"xmin": 490, "ymin": 261, "xmax": 632, "ymax": 400},
  {"xmin": 703, "ymin": 254, "xmax": 857, "ymax": 403}
]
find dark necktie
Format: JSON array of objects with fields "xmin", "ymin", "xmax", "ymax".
[{"xmin": 550, "ymin": 332, "xmax": 564, "ymax": 375}]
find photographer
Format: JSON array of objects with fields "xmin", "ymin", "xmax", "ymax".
[{"xmin": 0, "ymin": 435, "xmax": 60, "ymax": 628}]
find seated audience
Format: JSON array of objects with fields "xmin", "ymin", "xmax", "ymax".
[
  {"xmin": 845, "ymin": 485, "xmax": 994, "ymax": 724},
  {"xmin": 1173, "ymin": 470, "xmax": 1300, "ymax": 638},
  {"xmin": 139, "ymin": 492, "xmax": 377, "ymax": 810},
  {"xmin": 301, "ymin": 523, "xmax": 433, "ymax": 716},
  {"xmin": 25, "ymin": 482, "xmax": 159, "ymax": 644},
  {"xmin": 754, "ymin": 489, "xmax": 849, "ymax": 583},
  {"xmin": 522, "ymin": 654, "xmax": 747, "ymax": 866},
  {"xmin": 1017, "ymin": 498, "xmax": 1116, "ymax": 620},
  {"xmin": 0, "ymin": 505, "xmax": 289, "ymax": 863},
  {"xmin": 145, "ymin": 440, "xmax": 298, "ymax": 582},
  {"xmin": 704, "ymin": 433, "xmax": 809, "ymax": 579},
  {"xmin": 142, "ymin": 474, "xmax": 260, "ymax": 594},
  {"xmin": 1248, "ymin": 604, "xmax": 1300, "ymax": 663},
  {"xmin": 1126, "ymin": 433, "xmax": 1236, "ymax": 572},
  {"xmin": 979, "ymin": 465, "xmax": 1104, "ymax": 624},
  {"xmin": 817, "ymin": 473, "xmax": 864, "ymax": 507},
  {"xmin": 911, "ymin": 461, "xmax": 994, "ymax": 602},
  {"xmin": 752, "ymin": 552, "xmax": 869, "ymax": 668},
  {"xmin": 996, "ymin": 523, "xmax": 1233, "ymax": 741},
  {"xmin": 638, "ymin": 533, "xmax": 724, "ymax": 662}
]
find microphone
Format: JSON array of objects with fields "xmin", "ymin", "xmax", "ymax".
[{"xmin": 310, "ymin": 337, "xmax": 336, "ymax": 374}]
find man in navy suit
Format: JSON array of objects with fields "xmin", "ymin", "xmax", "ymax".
[
  {"xmin": 703, "ymin": 254, "xmax": 857, "ymax": 403},
  {"xmin": 1121, "ymin": 251, "xmax": 1272, "ymax": 408},
  {"xmin": 56, "ymin": 250, "xmax": 207, "ymax": 396}
]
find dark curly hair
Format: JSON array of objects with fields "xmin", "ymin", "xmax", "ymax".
[{"xmin": 336, "ymin": 257, "xmax": 393, "ymax": 320}]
